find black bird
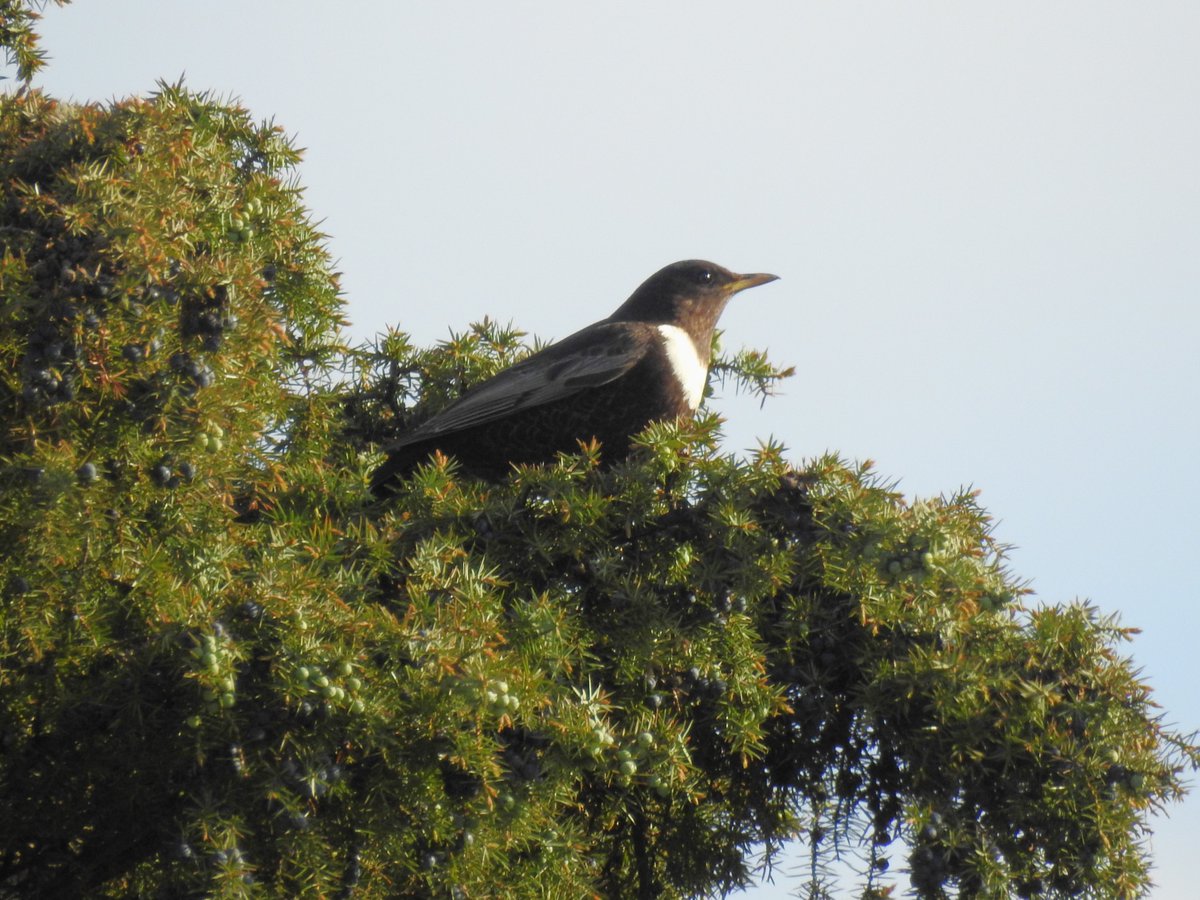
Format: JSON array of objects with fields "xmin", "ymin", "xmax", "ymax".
[{"xmin": 370, "ymin": 259, "xmax": 778, "ymax": 495}]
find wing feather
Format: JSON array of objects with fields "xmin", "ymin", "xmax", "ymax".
[{"xmin": 390, "ymin": 323, "xmax": 645, "ymax": 447}]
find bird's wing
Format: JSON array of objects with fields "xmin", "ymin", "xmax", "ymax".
[{"xmin": 390, "ymin": 323, "xmax": 646, "ymax": 446}]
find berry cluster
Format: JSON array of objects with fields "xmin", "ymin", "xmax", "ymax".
[{"xmin": 180, "ymin": 282, "xmax": 238, "ymax": 353}]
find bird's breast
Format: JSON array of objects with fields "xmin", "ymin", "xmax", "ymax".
[{"xmin": 655, "ymin": 324, "xmax": 708, "ymax": 411}]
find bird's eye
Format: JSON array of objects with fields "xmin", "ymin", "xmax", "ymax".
[{"xmin": 693, "ymin": 268, "xmax": 714, "ymax": 285}]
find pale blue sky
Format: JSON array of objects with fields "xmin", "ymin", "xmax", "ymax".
[{"xmin": 18, "ymin": 2, "xmax": 1200, "ymax": 896}]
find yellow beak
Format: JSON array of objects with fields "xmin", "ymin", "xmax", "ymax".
[{"xmin": 728, "ymin": 272, "xmax": 780, "ymax": 294}]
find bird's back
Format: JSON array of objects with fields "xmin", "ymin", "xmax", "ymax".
[{"xmin": 370, "ymin": 326, "xmax": 691, "ymax": 492}]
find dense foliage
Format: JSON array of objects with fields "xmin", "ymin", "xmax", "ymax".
[{"xmin": 1, "ymin": 23, "xmax": 1197, "ymax": 900}]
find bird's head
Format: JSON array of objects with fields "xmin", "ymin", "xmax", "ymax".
[{"xmin": 610, "ymin": 260, "xmax": 778, "ymax": 335}]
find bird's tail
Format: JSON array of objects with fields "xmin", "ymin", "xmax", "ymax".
[{"xmin": 369, "ymin": 445, "xmax": 425, "ymax": 499}]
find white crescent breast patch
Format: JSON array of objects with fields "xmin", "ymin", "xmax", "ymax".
[{"xmin": 656, "ymin": 324, "xmax": 708, "ymax": 411}]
